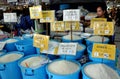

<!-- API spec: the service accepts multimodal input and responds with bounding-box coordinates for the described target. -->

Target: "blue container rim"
[46,59,81,76]
[0,51,24,64]
[15,39,33,46]
[81,62,120,78]
[18,54,49,69]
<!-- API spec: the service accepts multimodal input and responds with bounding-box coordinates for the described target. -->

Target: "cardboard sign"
[92,44,116,60]
[63,9,80,21]
[0,42,6,51]
[90,18,107,28]
[34,34,49,51]
[65,21,80,31]
[51,21,65,31]
[4,13,17,22]
[40,10,55,23]
[58,43,77,55]
[93,22,114,35]
[29,5,42,19]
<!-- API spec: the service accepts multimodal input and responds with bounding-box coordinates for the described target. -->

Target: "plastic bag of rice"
[84,63,120,79]
[63,34,82,40]
[87,36,109,42]
[48,60,80,75]
[5,39,18,43]
[0,53,23,63]
[21,56,48,69]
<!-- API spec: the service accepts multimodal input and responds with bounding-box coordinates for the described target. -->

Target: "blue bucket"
[0,51,24,79]
[81,62,120,79]
[15,39,36,56]
[60,44,86,60]
[2,38,20,52]
[85,36,109,46]
[18,54,49,79]
[46,59,81,79]
[87,45,119,68]
[62,35,83,44]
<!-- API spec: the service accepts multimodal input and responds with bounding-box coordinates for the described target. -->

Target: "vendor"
[96,5,112,21]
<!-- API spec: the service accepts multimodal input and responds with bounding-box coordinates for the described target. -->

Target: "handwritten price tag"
[92,44,116,60]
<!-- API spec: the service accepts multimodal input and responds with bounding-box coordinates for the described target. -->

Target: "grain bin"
[0,51,24,79]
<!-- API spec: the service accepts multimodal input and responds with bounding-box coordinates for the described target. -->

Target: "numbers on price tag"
[94,52,99,57]
[104,53,109,58]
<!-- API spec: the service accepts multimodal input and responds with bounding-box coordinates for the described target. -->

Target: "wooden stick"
[25,62,29,68]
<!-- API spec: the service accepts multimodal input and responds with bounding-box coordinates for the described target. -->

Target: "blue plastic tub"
[81,62,120,79]
[46,59,81,79]
[60,44,86,60]
[85,36,109,46]
[2,38,19,52]
[0,51,24,79]
[18,54,49,79]
[87,45,119,68]
[15,39,36,56]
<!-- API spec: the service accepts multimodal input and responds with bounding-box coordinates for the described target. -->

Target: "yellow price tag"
[40,10,55,23]
[90,18,107,28]
[94,22,114,35]
[65,21,80,31]
[29,5,42,19]
[51,21,65,31]
[92,44,116,60]
[34,34,49,52]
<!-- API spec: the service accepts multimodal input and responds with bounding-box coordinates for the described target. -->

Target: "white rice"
[21,56,48,69]
[63,35,82,40]
[48,60,80,75]
[5,39,18,43]
[87,36,109,42]
[0,53,23,63]
[84,64,120,79]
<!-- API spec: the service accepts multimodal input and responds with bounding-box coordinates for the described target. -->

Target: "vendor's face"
[97,7,105,17]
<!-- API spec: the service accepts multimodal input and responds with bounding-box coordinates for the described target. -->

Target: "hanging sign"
[63,9,80,21]
[34,34,49,52]
[92,44,116,60]
[29,5,42,19]
[90,18,107,28]
[65,21,80,31]
[40,10,55,23]
[93,22,114,35]
[51,21,65,31]
[0,42,6,51]
[4,13,17,22]
[58,43,77,55]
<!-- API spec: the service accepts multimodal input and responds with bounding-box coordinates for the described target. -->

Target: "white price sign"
[4,13,17,22]
[0,42,6,51]
[58,43,77,55]
[63,9,80,21]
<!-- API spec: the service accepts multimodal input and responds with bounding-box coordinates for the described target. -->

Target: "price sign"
[90,18,107,28]
[4,13,17,22]
[58,43,77,55]
[29,5,42,19]
[63,9,80,21]
[93,22,114,35]
[40,10,55,23]
[65,21,80,31]
[92,44,116,60]
[34,34,49,52]
[51,21,65,31]
[7,0,17,3]
[0,42,6,51]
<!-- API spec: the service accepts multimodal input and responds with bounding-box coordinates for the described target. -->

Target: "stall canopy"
[50,0,106,4]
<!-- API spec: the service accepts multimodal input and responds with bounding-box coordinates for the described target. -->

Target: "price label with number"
[65,21,80,31]
[63,9,80,21]
[51,21,65,31]
[58,43,77,55]
[92,44,116,60]
[33,34,49,52]
[93,22,114,35]
[29,5,42,19]
[0,42,6,51]
[40,10,55,23]
[90,18,107,28]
